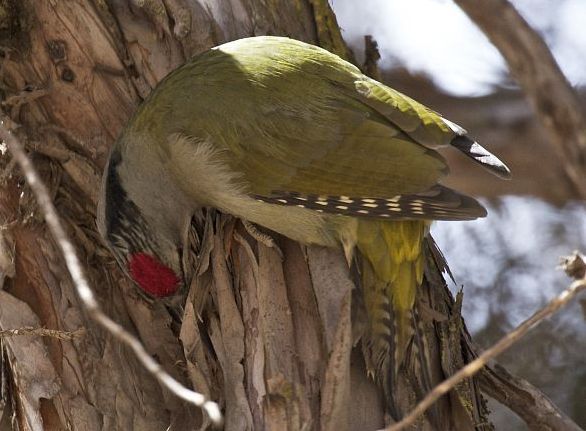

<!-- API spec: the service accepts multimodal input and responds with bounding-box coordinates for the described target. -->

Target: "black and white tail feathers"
[450,135,511,180]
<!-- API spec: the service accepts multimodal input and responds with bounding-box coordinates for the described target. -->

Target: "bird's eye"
[127,252,181,297]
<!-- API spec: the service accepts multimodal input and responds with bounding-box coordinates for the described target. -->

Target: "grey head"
[96,147,187,297]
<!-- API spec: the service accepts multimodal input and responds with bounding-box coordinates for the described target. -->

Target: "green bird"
[97,36,509,416]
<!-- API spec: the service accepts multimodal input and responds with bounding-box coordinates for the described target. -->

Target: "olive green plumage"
[358,219,427,369]
[105,36,510,418]
[133,37,507,200]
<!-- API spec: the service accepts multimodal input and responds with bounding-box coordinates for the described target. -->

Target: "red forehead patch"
[128,253,180,297]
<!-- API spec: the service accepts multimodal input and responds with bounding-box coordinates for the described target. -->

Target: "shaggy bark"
[0,1,568,430]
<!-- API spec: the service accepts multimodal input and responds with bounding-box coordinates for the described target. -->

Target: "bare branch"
[480,365,583,431]
[454,0,586,198]
[0,326,85,340]
[560,251,586,280]
[0,121,223,426]
[385,253,586,431]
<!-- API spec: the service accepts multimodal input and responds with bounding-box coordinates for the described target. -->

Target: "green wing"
[233,101,450,198]
[213,38,453,198]
[230,70,488,220]
[150,37,505,219]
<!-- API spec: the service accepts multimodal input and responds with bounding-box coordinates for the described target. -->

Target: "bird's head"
[97,147,189,298]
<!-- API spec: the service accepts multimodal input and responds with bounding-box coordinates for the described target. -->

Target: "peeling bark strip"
[0,0,575,430]
[1,122,221,426]
[0,291,60,431]
[388,258,586,431]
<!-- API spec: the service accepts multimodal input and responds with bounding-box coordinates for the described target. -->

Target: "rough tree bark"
[0,1,574,431]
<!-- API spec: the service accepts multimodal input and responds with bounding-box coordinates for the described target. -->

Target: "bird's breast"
[166,132,344,247]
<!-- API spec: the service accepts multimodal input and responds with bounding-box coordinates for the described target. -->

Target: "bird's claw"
[242,220,283,259]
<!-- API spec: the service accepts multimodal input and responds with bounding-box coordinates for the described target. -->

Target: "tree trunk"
[0,1,499,430]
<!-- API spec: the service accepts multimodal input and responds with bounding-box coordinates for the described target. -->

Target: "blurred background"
[330,0,586,429]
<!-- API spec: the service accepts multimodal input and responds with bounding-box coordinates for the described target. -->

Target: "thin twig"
[385,266,586,431]
[0,121,222,426]
[0,326,85,340]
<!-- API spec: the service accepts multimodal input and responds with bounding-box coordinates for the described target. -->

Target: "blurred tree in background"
[333,1,586,429]
[0,0,583,430]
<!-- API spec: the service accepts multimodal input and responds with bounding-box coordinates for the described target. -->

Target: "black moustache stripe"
[104,150,159,259]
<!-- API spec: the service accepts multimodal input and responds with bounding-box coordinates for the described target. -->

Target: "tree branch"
[454,0,586,198]
[0,121,222,426]
[480,364,583,431]
[385,252,586,431]
[0,326,85,340]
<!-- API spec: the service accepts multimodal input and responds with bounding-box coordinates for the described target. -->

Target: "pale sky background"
[329,2,586,426]
[433,197,586,332]
[330,0,586,334]
[331,0,586,95]
[432,197,586,429]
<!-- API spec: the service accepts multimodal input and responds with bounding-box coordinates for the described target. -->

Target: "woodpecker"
[97,36,509,415]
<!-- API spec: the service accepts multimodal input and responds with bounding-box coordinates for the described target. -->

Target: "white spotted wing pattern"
[254,185,486,221]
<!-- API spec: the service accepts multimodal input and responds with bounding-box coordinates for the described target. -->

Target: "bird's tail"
[356,219,429,418]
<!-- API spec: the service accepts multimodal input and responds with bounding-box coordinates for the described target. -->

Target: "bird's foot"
[242,220,283,259]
